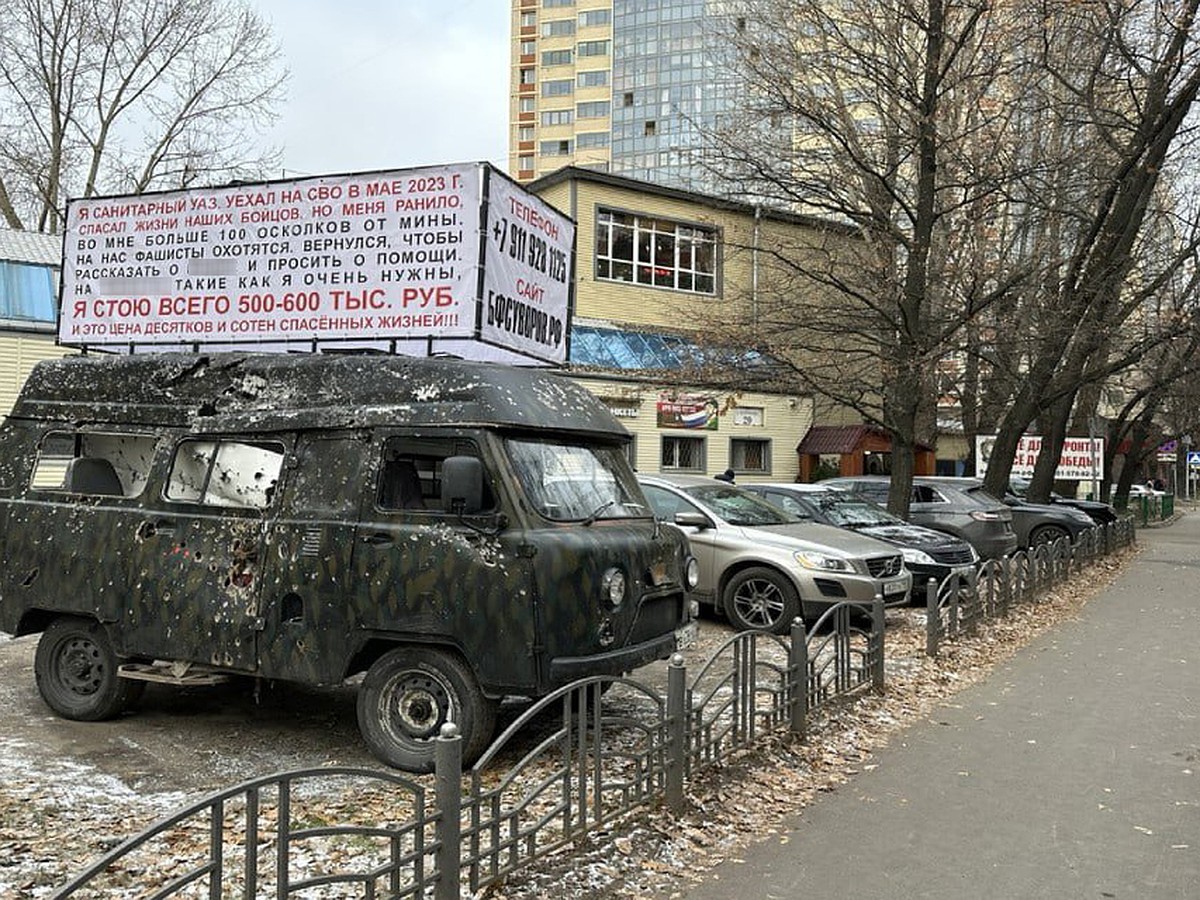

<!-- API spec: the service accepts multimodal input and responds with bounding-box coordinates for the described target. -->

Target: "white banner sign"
[481,172,572,363]
[58,163,576,364]
[976,434,1104,480]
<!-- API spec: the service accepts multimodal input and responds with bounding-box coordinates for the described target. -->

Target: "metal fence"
[55,519,1132,899]
[924,517,1135,656]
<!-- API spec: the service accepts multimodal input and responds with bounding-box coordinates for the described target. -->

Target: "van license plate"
[675,621,699,650]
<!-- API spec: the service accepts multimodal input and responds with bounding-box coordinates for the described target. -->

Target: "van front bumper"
[549,628,680,684]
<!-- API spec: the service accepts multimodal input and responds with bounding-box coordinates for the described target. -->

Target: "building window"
[662,436,705,472]
[577,132,609,148]
[644,120,656,136]
[542,79,573,97]
[730,439,770,474]
[540,139,573,155]
[623,91,634,107]
[543,0,573,6]
[518,155,535,172]
[541,108,574,126]
[577,100,610,118]
[577,70,609,88]
[520,68,536,84]
[595,208,718,294]
[542,48,572,66]
[518,125,535,142]
[577,40,610,56]
[542,19,576,37]
[520,11,537,27]
[579,9,611,26]
[519,97,537,113]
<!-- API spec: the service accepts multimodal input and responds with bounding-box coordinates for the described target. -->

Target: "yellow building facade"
[529,167,841,482]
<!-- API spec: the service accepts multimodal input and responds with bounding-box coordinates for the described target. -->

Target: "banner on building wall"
[657,394,720,430]
[58,163,574,364]
[976,434,1104,480]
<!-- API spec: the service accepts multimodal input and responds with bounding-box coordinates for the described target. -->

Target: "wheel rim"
[732,578,786,629]
[55,636,106,697]
[379,668,456,744]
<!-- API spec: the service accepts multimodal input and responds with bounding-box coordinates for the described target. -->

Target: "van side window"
[30,430,156,498]
[167,439,284,509]
[377,438,495,512]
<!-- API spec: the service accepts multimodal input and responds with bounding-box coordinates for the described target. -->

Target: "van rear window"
[167,439,284,509]
[30,431,157,498]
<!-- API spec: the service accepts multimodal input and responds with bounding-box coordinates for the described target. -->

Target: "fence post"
[666,653,687,815]
[871,594,885,691]
[434,723,463,900]
[789,618,808,737]
[925,577,939,657]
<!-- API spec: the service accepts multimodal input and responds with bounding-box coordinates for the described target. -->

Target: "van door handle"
[361,532,394,546]
[136,519,176,539]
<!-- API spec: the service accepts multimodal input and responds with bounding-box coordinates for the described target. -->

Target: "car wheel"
[1029,525,1069,547]
[357,646,497,773]
[34,616,143,721]
[722,566,801,635]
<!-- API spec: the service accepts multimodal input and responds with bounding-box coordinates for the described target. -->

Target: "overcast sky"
[252,0,510,179]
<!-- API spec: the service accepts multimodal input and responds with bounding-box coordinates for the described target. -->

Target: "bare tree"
[976,0,1200,502]
[689,0,1027,514]
[0,0,286,233]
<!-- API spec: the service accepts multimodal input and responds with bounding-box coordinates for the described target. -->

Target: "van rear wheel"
[357,646,497,773]
[34,616,144,721]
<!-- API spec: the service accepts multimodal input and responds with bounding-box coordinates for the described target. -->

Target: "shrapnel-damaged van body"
[0,352,698,771]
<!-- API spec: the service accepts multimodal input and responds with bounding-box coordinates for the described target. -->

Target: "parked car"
[822,476,1018,560]
[1008,476,1119,525]
[928,477,1096,548]
[638,474,911,634]
[741,483,978,597]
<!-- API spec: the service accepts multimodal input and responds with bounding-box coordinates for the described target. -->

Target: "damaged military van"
[0,352,698,772]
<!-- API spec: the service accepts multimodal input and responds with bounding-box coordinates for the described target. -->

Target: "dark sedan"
[743,483,978,597]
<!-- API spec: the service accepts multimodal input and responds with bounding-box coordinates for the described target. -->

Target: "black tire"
[1029,525,1069,547]
[722,566,801,635]
[357,646,497,773]
[34,617,143,721]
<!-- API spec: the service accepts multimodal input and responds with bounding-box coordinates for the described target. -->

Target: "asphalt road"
[684,514,1200,899]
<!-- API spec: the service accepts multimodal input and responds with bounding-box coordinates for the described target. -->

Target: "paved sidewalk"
[685,515,1200,899]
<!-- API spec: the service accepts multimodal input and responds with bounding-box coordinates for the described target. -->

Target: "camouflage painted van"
[0,352,698,771]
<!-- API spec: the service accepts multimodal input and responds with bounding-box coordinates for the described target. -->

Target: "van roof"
[10,352,629,439]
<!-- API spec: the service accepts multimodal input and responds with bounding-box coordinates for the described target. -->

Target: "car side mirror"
[441,456,483,514]
[674,510,712,530]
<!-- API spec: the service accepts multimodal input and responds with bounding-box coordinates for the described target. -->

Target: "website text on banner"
[58,163,574,364]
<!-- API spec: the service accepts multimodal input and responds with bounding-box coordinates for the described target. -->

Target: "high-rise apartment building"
[509,0,730,191]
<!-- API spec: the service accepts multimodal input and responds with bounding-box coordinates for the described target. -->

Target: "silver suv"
[639,474,911,634]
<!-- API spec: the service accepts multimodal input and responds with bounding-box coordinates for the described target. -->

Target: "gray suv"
[823,476,1018,560]
[639,474,911,634]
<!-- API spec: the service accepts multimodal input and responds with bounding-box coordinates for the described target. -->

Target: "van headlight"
[795,551,851,572]
[601,567,627,608]
[685,556,700,590]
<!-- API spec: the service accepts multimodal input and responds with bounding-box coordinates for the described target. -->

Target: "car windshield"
[506,438,647,522]
[685,485,802,526]
[807,493,901,527]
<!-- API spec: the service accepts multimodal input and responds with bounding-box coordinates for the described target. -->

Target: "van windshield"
[506,438,648,522]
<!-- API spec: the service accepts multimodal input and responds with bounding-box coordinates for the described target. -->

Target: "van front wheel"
[357,647,497,773]
[35,616,143,721]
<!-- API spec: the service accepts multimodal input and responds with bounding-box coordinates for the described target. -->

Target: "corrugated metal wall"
[0,333,74,415]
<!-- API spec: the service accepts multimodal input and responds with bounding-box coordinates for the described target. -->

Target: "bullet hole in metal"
[21,568,38,587]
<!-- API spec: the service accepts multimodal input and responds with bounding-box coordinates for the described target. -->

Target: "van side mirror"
[442,456,483,514]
